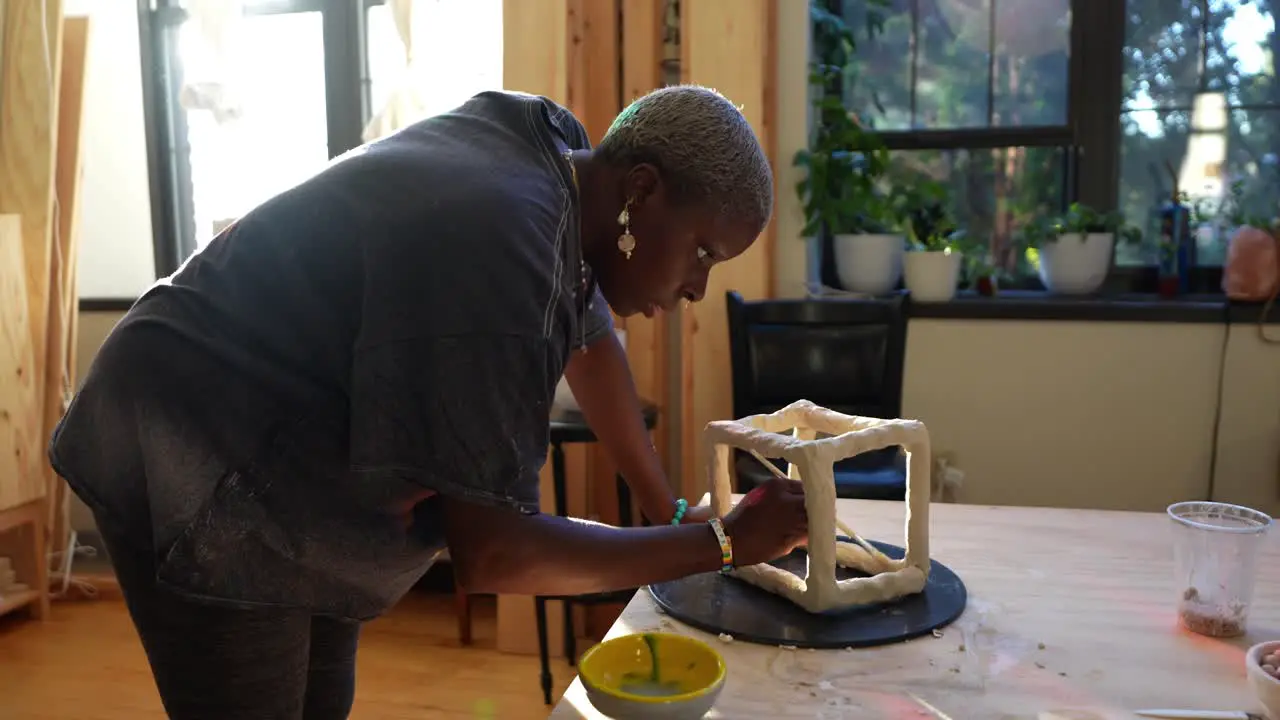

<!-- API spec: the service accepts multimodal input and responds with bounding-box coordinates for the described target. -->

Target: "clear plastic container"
[1168,501,1273,637]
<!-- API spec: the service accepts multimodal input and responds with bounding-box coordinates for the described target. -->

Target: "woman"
[49,85,807,718]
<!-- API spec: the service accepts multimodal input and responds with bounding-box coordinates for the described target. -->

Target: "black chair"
[725,290,909,500]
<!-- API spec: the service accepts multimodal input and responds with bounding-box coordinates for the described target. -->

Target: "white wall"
[67,0,156,299]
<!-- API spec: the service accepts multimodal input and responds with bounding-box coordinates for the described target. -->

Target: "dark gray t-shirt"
[49,91,613,619]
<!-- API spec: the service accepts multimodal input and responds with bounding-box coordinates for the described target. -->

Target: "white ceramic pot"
[1037,232,1114,294]
[833,233,905,295]
[903,250,962,302]
[554,328,627,411]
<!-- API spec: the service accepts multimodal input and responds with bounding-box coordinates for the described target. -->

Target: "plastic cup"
[1168,501,1273,637]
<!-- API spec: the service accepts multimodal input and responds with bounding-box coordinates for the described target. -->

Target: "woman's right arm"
[443,476,808,596]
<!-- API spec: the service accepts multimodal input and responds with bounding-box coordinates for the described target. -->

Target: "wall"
[68,1,1280,539]
[905,320,1279,517]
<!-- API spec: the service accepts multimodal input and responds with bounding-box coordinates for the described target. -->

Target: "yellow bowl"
[579,632,726,719]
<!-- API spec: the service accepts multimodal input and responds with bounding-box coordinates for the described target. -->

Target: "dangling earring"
[617,199,637,260]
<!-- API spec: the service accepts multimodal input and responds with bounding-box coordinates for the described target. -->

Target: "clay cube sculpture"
[706,399,931,614]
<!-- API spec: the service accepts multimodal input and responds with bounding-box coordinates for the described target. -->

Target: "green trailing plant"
[897,181,968,252]
[1016,203,1142,250]
[793,1,892,237]
[911,226,968,253]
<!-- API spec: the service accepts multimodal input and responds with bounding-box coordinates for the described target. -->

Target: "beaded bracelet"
[707,517,734,574]
[670,498,689,525]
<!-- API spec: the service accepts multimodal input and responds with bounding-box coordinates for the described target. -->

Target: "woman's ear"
[625,163,663,209]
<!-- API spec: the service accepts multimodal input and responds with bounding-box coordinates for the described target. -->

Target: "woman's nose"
[682,272,709,303]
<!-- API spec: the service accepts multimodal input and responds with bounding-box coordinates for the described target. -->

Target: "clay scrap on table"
[707,399,931,614]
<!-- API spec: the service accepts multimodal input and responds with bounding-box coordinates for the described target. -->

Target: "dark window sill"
[80,298,137,312]
[81,294,1278,325]
[907,290,1276,325]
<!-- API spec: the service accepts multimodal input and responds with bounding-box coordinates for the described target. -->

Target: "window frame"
[137,0,385,277]
[824,0,1241,296]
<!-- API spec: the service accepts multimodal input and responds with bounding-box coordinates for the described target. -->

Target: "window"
[364,1,503,128]
[181,9,332,251]
[844,0,1072,131]
[140,0,502,276]
[140,0,374,274]
[886,145,1069,277]
[1117,0,1280,267]
[820,0,1276,293]
[834,0,1077,285]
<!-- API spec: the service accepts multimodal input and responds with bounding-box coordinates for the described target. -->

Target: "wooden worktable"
[551,498,1280,718]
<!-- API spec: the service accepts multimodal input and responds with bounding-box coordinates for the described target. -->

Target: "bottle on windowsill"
[1155,163,1195,298]
[1156,199,1193,298]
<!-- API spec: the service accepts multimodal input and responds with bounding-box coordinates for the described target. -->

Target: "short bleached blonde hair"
[597,85,773,235]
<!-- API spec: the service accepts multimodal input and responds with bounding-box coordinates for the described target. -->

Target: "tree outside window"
[838,0,1073,283]
[1118,0,1279,267]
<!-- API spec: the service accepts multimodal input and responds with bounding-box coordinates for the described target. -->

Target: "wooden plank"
[618,0,671,486]
[502,0,569,103]
[566,0,623,534]
[566,0,620,144]
[620,0,663,104]
[678,0,774,502]
[0,214,42,514]
[44,14,89,551]
[497,1,583,656]
[0,0,65,428]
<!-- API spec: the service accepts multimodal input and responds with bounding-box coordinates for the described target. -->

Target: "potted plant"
[900,184,966,302]
[794,2,900,295]
[829,186,910,296]
[1020,204,1140,295]
[965,254,1004,296]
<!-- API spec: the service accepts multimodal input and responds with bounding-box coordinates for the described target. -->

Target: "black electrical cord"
[1205,308,1232,502]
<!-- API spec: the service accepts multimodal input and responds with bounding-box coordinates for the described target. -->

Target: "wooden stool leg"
[32,508,48,619]
[454,584,472,645]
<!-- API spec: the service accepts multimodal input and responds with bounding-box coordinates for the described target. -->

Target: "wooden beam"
[498,0,602,656]
[502,0,569,103]
[677,0,775,502]
[567,0,620,144]
[620,0,664,104]
[618,0,672,490]
[45,14,90,552]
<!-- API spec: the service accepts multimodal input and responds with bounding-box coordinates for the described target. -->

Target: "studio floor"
[0,590,572,719]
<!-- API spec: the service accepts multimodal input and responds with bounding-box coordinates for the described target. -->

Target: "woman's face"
[593,168,760,318]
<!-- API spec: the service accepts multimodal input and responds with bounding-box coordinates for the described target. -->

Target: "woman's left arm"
[564,331,690,525]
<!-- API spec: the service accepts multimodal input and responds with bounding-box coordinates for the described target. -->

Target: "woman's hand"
[721,477,809,567]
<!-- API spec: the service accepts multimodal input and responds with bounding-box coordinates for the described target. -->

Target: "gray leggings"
[96,512,360,720]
